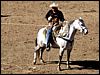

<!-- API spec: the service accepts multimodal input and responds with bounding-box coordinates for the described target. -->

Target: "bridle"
[78,19,88,33]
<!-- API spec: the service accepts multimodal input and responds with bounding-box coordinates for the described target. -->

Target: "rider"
[45,3,65,51]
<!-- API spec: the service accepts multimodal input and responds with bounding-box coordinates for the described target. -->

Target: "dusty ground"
[1,1,99,74]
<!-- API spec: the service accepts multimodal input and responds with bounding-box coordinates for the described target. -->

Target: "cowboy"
[45,3,65,51]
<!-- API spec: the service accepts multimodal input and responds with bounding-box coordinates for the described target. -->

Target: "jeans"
[46,28,53,48]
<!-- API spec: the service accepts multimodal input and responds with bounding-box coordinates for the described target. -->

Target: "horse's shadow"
[46,60,99,70]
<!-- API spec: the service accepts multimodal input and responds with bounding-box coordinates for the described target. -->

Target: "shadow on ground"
[46,60,99,70]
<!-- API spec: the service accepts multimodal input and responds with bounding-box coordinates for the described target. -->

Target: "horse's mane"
[68,20,75,26]
[67,20,75,33]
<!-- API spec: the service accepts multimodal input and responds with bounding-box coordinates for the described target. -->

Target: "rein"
[58,36,74,43]
[57,20,75,43]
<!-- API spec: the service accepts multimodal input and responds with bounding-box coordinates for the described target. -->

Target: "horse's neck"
[65,24,77,41]
[63,25,69,32]
[59,24,69,35]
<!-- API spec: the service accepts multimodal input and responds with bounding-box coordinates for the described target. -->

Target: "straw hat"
[49,3,58,7]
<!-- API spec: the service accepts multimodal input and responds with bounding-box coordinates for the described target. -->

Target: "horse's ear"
[79,17,82,19]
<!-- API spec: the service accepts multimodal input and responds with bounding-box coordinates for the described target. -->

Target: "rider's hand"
[59,21,63,25]
[48,16,52,21]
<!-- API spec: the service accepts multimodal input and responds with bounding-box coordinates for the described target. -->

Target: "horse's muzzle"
[84,29,88,35]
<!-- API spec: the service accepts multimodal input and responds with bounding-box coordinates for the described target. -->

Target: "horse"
[33,17,88,71]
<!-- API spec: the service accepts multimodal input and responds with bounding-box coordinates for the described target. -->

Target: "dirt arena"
[1,1,99,74]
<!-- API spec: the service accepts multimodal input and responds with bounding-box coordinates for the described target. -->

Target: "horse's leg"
[33,45,40,65]
[40,47,45,64]
[33,50,37,64]
[57,48,64,71]
[66,41,74,69]
[66,49,71,69]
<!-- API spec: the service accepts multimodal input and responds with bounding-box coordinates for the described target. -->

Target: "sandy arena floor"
[1,1,99,74]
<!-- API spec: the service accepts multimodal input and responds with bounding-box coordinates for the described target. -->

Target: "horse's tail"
[35,38,37,46]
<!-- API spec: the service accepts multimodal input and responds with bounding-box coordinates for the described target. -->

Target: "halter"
[78,19,88,33]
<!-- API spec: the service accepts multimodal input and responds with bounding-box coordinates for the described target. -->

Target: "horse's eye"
[78,22,82,25]
[81,22,85,26]
[81,24,84,26]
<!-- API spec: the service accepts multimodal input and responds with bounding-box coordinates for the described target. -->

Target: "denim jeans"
[46,28,53,48]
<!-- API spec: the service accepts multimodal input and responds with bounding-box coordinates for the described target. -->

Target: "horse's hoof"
[57,66,61,71]
[66,65,71,70]
[40,60,45,64]
[33,60,36,65]
[33,62,36,65]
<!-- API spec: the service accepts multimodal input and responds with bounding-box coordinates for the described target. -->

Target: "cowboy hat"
[49,3,58,7]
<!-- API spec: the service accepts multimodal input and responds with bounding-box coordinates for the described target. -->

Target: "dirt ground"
[1,1,99,74]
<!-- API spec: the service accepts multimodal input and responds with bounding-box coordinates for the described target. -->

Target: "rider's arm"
[45,10,53,22]
[59,11,65,22]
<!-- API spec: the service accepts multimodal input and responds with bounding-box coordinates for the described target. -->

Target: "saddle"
[44,23,63,48]
[43,21,68,48]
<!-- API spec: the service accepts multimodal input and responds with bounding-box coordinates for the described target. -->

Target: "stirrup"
[46,46,50,51]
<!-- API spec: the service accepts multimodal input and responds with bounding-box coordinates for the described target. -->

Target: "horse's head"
[73,17,88,35]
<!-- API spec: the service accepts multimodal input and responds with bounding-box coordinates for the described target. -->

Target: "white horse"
[33,17,88,71]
